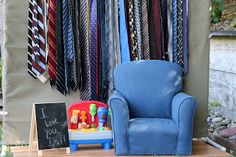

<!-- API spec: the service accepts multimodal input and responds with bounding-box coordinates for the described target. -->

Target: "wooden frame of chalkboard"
[29,102,70,156]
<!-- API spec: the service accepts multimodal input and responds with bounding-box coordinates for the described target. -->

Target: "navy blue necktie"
[55,0,66,94]
[90,0,98,100]
[62,0,77,92]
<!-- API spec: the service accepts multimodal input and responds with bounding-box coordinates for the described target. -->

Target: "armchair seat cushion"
[128,118,178,155]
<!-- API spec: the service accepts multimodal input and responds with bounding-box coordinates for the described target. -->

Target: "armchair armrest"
[172,92,197,155]
[108,91,129,155]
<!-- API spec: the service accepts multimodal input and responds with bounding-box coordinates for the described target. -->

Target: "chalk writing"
[35,103,69,150]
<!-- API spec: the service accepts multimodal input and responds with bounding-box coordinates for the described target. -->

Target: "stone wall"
[209,35,236,121]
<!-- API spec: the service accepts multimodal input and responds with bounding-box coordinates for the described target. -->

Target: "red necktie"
[150,0,162,60]
[48,0,57,85]
[31,0,48,83]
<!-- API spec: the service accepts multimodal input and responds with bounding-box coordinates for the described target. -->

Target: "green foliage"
[210,0,225,23]
[208,100,221,114]
[0,60,2,90]
[230,18,236,28]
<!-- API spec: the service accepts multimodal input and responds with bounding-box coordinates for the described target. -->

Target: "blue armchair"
[108,60,197,156]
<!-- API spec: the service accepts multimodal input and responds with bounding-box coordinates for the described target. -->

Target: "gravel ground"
[211,19,236,31]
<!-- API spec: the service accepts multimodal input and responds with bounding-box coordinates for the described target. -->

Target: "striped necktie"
[141,0,150,60]
[31,0,48,83]
[133,0,143,60]
[90,0,98,100]
[62,0,77,92]
[28,0,37,78]
[80,0,92,100]
[48,0,57,86]
[55,0,66,94]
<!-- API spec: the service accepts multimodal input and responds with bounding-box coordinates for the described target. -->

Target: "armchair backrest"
[114,60,183,118]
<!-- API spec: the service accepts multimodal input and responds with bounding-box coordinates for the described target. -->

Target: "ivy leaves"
[210,0,225,24]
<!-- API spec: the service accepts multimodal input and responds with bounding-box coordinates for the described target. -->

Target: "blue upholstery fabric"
[114,60,183,118]
[128,118,178,155]
[109,60,197,155]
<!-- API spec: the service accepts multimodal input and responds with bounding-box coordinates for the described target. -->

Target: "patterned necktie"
[177,0,184,71]
[90,0,98,100]
[172,0,178,63]
[28,0,37,78]
[80,0,92,100]
[128,0,138,60]
[119,0,131,63]
[167,0,173,62]
[31,0,48,82]
[133,0,143,60]
[183,0,188,75]
[62,0,77,92]
[48,0,57,86]
[141,0,150,60]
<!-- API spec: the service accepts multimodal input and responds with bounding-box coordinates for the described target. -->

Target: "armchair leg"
[70,143,78,151]
[102,142,111,150]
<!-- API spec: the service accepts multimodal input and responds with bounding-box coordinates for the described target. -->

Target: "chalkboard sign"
[32,102,69,150]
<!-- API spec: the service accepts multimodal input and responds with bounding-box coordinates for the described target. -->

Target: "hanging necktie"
[113,0,122,65]
[141,0,150,60]
[90,0,98,100]
[128,0,138,61]
[167,0,173,62]
[150,0,162,60]
[80,0,92,100]
[119,0,131,63]
[160,0,168,60]
[55,0,66,94]
[72,0,82,88]
[106,0,117,97]
[177,0,184,72]
[183,0,188,75]
[133,0,143,60]
[48,0,57,86]
[28,0,37,78]
[31,0,48,83]
[62,0,78,92]
[172,0,178,63]
[99,0,108,101]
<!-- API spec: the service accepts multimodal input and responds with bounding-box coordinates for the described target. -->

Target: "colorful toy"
[89,104,97,122]
[80,111,87,129]
[71,110,80,124]
[97,107,108,131]
[68,101,112,151]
